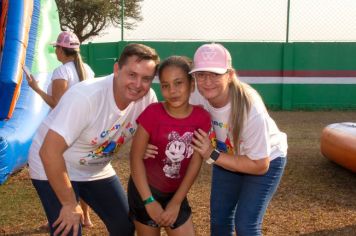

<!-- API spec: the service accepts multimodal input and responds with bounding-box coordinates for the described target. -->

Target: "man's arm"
[39,129,83,236]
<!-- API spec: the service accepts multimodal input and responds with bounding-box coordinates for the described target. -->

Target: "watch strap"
[206,149,220,164]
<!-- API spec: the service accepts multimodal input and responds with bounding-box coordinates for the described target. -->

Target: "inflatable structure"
[0,0,61,184]
[320,122,356,173]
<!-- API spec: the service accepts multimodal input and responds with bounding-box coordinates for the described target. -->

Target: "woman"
[25,31,94,108]
[26,31,95,229]
[190,43,287,236]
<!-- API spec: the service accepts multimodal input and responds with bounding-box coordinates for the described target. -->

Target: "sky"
[92,0,356,43]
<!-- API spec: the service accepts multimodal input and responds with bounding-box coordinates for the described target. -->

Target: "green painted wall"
[81,42,356,110]
[289,43,356,70]
[81,42,286,75]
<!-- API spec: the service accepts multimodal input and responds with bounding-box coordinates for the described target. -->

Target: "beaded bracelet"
[143,195,155,206]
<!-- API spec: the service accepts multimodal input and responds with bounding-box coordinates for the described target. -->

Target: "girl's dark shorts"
[127,177,192,229]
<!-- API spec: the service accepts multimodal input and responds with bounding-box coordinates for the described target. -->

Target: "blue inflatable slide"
[0,0,61,184]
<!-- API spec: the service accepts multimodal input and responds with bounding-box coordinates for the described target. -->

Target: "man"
[29,43,160,236]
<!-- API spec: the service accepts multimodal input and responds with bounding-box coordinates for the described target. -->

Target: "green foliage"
[55,0,143,42]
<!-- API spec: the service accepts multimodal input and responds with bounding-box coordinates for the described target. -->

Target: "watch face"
[210,149,220,161]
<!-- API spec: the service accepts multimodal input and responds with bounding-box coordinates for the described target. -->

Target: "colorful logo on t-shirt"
[209,130,234,155]
[163,131,194,179]
[211,120,229,129]
[80,121,136,166]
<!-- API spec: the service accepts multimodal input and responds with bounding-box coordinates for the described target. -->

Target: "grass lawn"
[1,111,356,235]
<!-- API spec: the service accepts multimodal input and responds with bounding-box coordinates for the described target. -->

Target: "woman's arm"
[26,74,68,108]
[192,129,270,175]
[209,151,269,175]
[130,125,165,224]
[51,79,68,107]
[160,152,203,226]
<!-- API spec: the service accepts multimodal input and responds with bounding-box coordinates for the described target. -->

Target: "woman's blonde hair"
[228,71,253,154]
[61,47,86,82]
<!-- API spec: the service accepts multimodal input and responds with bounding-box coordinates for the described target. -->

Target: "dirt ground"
[1,111,356,236]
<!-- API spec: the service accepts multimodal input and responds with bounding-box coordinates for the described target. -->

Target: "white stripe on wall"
[153,76,356,84]
[239,76,356,84]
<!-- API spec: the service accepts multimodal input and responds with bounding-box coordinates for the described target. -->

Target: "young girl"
[129,56,211,236]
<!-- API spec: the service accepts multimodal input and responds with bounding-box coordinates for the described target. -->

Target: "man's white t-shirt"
[47,61,95,95]
[29,74,157,181]
[190,87,287,161]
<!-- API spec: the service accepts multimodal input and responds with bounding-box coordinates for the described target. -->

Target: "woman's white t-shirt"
[190,87,287,161]
[47,61,94,95]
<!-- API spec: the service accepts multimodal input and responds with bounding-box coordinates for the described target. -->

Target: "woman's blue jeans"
[210,156,286,236]
[32,175,134,236]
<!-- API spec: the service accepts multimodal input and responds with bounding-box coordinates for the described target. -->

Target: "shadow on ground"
[301,225,356,236]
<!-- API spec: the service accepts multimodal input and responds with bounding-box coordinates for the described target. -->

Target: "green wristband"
[143,195,155,206]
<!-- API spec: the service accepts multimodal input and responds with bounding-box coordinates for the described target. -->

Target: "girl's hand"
[192,129,214,161]
[145,201,164,225]
[160,201,180,227]
[144,144,158,159]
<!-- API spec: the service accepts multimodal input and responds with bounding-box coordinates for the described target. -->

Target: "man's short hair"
[117,43,160,70]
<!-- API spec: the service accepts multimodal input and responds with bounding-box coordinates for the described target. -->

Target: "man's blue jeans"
[210,156,286,236]
[32,175,134,236]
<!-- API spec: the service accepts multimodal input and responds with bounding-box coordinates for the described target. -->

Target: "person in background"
[129,56,211,236]
[28,43,160,236]
[190,43,288,236]
[25,31,95,229]
[25,31,94,109]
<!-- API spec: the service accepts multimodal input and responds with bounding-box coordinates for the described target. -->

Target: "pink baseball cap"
[190,43,232,74]
[51,31,80,50]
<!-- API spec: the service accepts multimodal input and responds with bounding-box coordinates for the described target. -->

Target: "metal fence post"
[286,0,290,43]
[121,0,124,41]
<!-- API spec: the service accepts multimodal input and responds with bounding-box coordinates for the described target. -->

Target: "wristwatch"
[206,149,220,164]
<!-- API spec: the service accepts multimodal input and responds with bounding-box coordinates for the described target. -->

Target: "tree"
[55,0,143,42]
